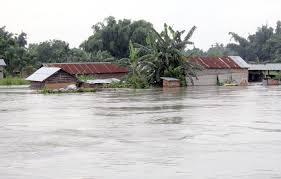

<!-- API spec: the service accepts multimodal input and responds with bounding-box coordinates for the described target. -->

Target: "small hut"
[26,67,77,89]
[0,59,6,79]
[161,77,180,88]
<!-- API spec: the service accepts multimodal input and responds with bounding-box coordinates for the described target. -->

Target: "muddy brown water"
[0,85,281,179]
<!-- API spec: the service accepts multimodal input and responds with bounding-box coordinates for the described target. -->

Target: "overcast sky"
[1,0,280,50]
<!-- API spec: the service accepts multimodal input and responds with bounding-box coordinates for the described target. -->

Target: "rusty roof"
[189,56,241,69]
[43,63,128,75]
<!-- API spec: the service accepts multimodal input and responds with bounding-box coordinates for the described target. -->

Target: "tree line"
[1,16,281,77]
[187,21,281,63]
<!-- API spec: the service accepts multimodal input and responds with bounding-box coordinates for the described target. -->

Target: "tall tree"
[80,16,153,59]
[0,26,29,74]
[227,21,281,62]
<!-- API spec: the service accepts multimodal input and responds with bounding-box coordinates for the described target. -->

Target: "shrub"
[126,75,150,89]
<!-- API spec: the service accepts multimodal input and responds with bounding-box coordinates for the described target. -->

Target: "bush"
[103,81,131,88]
[0,76,29,85]
[126,75,150,88]
[104,75,150,89]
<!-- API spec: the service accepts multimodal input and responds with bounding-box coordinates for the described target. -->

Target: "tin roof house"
[248,63,281,82]
[26,67,78,89]
[188,56,249,86]
[43,62,128,79]
[0,59,6,79]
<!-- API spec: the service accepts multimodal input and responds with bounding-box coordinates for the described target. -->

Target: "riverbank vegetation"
[1,16,281,86]
[0,76,29,85]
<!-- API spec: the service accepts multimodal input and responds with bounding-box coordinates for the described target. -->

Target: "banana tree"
[136,24,200,85]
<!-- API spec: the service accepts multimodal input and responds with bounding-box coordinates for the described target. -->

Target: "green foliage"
[206,43,236,56]
[0,76,29,85]
[0,26,30,75]
[28,40,94,69]
[163,66,187,86]
[80,16,153,59]
[227,21,281,62]
[104,76,149,89]
[126,75,149,89]
[103,81,131,88]
[130,24,199,86]
[185,47,205,56]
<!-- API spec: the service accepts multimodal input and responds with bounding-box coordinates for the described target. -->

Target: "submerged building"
[248,63,281,81]
[188,56,249,86]
[43,62,128,79]
[0,59,6,79]
[26,67,77,89]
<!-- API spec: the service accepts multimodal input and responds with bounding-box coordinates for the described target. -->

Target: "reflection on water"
[0,86,281,179]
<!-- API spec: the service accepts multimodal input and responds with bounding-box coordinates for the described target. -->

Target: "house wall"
[45,82,76,89]
[163,80,180,88]
[30,82,44,89]
[44,70,77,89]
[263,79,280,85]
[187,69,248,86]
[0,66,4,79]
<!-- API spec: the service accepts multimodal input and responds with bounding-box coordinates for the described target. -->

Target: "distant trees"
[207,43,236,57]
[28,40,92,65]
[28,40,70,65]
[80,16,153,59]
[184,47,205,56]
[1,17,281,77]
[0,26,29,74]
[227,21,281,62]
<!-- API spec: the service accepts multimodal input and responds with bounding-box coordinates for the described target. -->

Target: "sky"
[0,0,281,50]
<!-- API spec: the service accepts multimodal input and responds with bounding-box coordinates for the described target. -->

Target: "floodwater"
[0,85,281,179]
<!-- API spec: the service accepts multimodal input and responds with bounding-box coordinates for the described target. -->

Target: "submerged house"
[188,56,249,86]
[160,77,180,88]
[26,67,77,89]
[0,59,6,79]
[43,62,128,79]
[248,63,281,82]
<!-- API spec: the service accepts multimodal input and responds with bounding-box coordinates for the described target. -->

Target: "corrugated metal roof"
[26,67,61,82]
[43,63,128,75]
[229,56,249,68]
[249,64,281,71]
[160,77,179,81]
[190,56,241,69]
[0,59,6,66]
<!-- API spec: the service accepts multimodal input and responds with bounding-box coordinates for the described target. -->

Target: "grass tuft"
[0,77,29,85]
